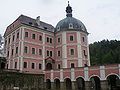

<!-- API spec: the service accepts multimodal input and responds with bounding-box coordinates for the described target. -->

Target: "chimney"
[36,16,40,26]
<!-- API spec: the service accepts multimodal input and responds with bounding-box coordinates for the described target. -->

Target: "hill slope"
[89,40,120,65]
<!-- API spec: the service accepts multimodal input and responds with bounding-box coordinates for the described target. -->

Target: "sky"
[0,0,120,43]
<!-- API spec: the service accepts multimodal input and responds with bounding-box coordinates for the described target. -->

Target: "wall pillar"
[100,80,109,90]
[60,82,65,90]
[85,81,91,90]
[72,81,76,90]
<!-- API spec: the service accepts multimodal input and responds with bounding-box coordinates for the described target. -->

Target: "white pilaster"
[42,33,45,70]
[71,68,75,81]
[84,67,89,81]
[20,27,24,71]
[62,32,67,68]
[100,66,105,80]
[60,69,64,82]
[51,70,54,82]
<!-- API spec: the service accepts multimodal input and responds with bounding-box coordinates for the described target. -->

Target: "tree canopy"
[89,40,120,65]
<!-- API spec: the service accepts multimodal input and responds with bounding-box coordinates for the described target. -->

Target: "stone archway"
[107,74,120,90]
[76,77,85,90]
[90,76,101,90]
[54,78,60,89]
[64,78,72,90]
[46,63,52,70]
[46,79,51,89]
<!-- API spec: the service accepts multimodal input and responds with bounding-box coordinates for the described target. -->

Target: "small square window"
[70,49,74,55]
[23,62,27,68]
[82,37,85,42]
[50,38,52,43]
[31,63,35,69]
[39,35,42,41]
[47,50,49,56]
[47,37,49,42]
[32,48,35,54]
[14,62,17,68]
[17,32,19,38]
[70,35,74,41]
[25,32,28,37]
[24,46,28,53]
[58,64,60,69]
[39,49,42,55]
[39,64,42,69]
[58,38,60,43]
[7,51,9,57]
[32,34,36,39]
[58,51,60,56]
[50,51,52,57]
[16,47,18,54]
[8,38,10,43]
[71,63,74,68]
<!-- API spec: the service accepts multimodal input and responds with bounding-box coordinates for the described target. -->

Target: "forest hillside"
[89,40,120,65]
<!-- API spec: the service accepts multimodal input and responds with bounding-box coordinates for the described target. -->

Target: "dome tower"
[55,2,90,69]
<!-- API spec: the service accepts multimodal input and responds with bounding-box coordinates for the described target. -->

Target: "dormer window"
[29,22,32,25]
[69,23,73,29]
[57,26,60,31]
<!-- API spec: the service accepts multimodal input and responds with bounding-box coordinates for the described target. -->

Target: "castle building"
[4,2,120,90]
[4,3,90,72]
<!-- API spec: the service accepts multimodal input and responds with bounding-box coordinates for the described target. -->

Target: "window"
[50,51,52,57]
[58,51,60,56]
[82,37,85,42]
[24,46,28,53]
[11,49,14,56]
[39,64,42,69]
[14,62,17,68]
[32,34,35,39]
[47,37,49,42]
[25,32,28,37]
[17,32,19,38]
[39,35,42,41]
[58,64,60,69]
[7,51,9,57]
[69,23,73,29]
[70,49,74,55]
[83,50,86,56]
[32,48,35,54]
[16,47,18,54]
[23,62,27,68]
[8,38,10,44]
[12,35,15,41]
[70,35,74,41]
[31,63,35,69]
[50,38,52,43]
[39,49,42,55]
[71,63,74,68]
[47,50,49,56]
[58,38,60,43]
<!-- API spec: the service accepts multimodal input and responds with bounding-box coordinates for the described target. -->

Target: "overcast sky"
[0,0,120,43]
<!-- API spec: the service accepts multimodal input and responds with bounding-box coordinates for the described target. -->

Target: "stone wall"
[0,69,44,90]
